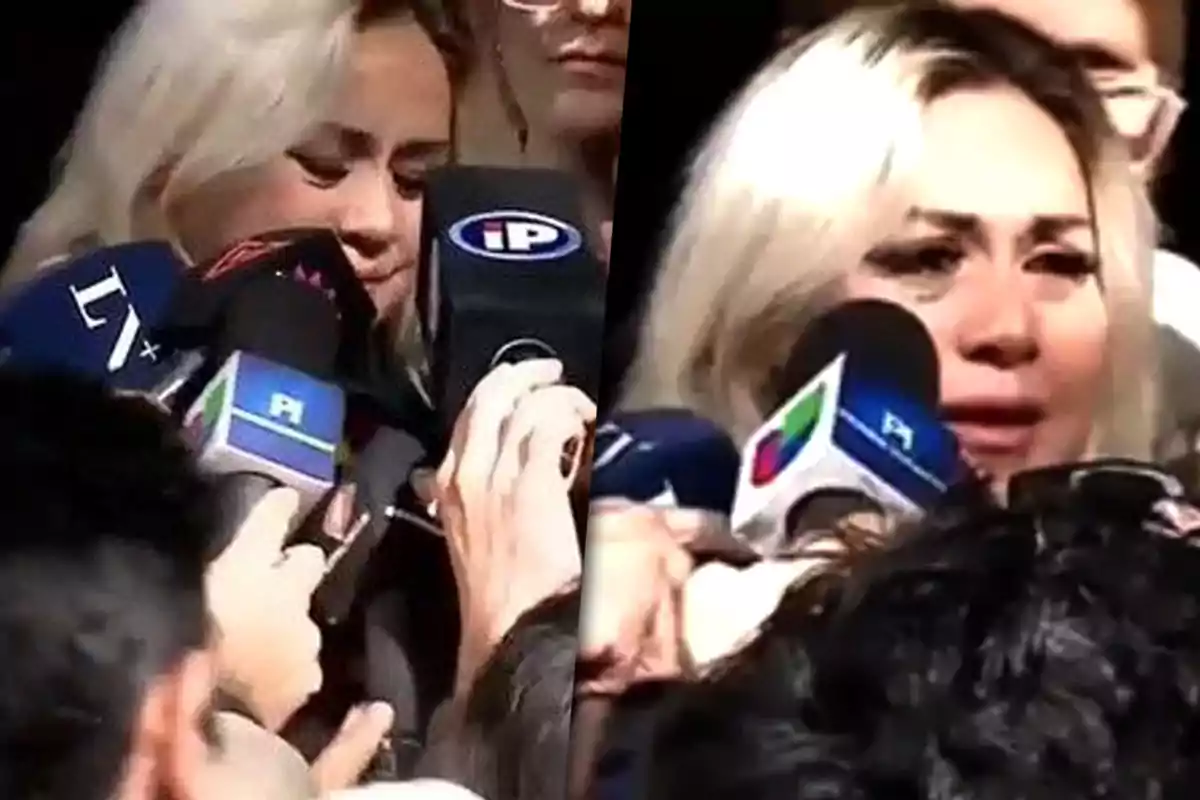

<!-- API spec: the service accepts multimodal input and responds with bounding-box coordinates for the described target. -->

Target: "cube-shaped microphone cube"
[183,351,345,513]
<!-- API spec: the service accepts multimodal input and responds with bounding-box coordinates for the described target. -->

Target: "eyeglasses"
[1089,65,1187,171]
[502,0,559,10]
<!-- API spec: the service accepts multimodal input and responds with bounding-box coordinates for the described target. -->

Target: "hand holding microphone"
[577,503,852,696]
[205,488,326,731]
[577,504,701,696]
[416,358,594,693]
[205,484,391,791]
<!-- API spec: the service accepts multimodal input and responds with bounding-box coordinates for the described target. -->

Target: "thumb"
[411,467,439,513]
[309,701,395,792]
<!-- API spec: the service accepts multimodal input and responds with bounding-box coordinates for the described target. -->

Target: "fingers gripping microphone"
[416,166,607,434]
[730,300,967,556]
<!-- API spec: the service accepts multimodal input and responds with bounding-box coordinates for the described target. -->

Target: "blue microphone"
[590,409,741,516]
[0,241,187,392]
[730,300,967,555]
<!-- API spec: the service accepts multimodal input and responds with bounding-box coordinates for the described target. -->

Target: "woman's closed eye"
[287,149,349,186]
[392,169,428,200]
[865,240,965,276]
[1026,249,1098,280]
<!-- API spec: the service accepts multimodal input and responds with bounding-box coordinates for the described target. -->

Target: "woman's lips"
[941,402,1046,456]
[554,52,627,85]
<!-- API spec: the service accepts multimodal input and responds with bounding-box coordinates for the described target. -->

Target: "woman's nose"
[955,273,1039,369]
[339,174,401,258]
[562,0,626,20]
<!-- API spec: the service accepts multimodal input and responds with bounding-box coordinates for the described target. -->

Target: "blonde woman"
[576,6,1162,750]
[4,0,594,780]
[793,0,1195,454]
[943,0,1197,455]
[621,4,1157,487]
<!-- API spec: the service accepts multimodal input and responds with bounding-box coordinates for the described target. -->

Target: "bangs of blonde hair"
[3,0,472,287]
[5,0,358,282]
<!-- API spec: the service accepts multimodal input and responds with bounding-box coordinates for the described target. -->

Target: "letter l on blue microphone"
[0,241,186,391]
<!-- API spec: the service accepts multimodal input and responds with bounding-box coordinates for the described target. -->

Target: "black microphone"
[416,166,607,434]
[163,228,376,390]
[312,426,427,625]
[162,230,435,619]
[178,273,346,556]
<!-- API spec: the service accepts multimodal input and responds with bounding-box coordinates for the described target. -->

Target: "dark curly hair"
[420,591,579,800]
[647,465,1200,800]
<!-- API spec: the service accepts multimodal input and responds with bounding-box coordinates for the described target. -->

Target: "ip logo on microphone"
[449,210,583,262]
[489,337,559,368]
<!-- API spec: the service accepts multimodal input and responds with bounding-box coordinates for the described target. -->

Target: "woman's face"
[169,18,453,322]
[532,0,630,141]
[843,85,1109,483]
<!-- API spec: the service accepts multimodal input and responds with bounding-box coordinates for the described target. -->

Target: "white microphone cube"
[731,355,960,555]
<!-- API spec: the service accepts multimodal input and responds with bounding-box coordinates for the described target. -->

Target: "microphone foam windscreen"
[776,299,940,408]
[216,276,340,378]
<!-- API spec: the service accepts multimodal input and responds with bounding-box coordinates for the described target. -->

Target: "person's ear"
[120,647,217,800]
[160,648,220,800]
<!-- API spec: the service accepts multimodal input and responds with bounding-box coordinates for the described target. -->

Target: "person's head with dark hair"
[421,590,579,800]
[647,470,1200,800]
[0,372,221,800]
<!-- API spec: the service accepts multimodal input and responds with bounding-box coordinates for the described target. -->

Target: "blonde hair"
[621,4,1159,460]
[3,0,471,286]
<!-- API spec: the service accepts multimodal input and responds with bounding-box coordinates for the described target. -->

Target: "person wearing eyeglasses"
[495,0,628,250]
[790,0,1187,181]
[944,0,1186,181]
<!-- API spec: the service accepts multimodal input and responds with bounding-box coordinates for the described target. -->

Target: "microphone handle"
[210,473,280,557]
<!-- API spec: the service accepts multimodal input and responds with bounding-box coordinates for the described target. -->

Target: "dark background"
[2,5,1196,314]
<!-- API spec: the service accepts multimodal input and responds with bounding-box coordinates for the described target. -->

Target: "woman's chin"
[551,90,623,142]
